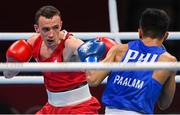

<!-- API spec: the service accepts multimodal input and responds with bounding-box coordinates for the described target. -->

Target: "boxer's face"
[34,15,62,48]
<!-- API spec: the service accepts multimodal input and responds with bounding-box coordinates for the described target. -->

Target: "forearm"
[86,70,109,86]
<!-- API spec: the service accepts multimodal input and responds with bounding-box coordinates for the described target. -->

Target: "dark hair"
[139,8,170,38]
[35,5,61,24]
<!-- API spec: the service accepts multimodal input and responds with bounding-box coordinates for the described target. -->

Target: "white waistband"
[105,107,143,115]
[47,84,92,107]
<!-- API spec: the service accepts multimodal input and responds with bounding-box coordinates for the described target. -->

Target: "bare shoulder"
[65,36,84,49]
[27,33,40,46]
[159,52,177,62]
[110,43,128,53]
[65,36,84,44]
[105,43,128,62]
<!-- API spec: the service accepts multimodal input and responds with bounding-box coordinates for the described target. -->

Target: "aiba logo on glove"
[78,41,93,53]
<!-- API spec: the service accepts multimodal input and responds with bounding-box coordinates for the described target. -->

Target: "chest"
[40,46,53,59]
[39,44,73,62]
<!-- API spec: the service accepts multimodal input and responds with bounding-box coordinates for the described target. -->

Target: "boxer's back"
[102,40,166,113]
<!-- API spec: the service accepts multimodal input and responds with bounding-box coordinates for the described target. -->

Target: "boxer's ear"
[163,32,169,41]
[34,24,40,33]
[138,28,143,39]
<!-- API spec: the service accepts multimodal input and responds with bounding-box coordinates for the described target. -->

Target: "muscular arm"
[86,44,122,86]
[158,71,176,110]
[155,53,177,110]
[63,36,84,62]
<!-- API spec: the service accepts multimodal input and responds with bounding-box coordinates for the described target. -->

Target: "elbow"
[86,76,100,87]
[158,103,170,111]
[158,98,172,110]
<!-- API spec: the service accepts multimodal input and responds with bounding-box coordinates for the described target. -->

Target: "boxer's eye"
[42,27,50,32]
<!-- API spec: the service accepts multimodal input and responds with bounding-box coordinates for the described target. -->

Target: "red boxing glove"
[6,40,32,62]
[97,37,117,55]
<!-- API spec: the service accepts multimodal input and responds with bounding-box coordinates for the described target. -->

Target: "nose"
[48,29,54,38]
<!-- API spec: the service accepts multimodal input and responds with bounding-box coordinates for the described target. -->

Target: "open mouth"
[47,39,54,43]
[46,39,55,46]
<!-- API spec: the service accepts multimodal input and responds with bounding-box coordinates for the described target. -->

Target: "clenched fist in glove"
[4,40,32,78]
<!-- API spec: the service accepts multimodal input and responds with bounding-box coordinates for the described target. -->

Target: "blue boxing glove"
[78,39,106,62]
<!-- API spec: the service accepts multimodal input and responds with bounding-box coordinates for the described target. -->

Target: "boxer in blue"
[79,8,177,114]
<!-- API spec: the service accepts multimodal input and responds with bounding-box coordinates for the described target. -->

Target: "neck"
[42,42,57,53]
[141,37,163,46]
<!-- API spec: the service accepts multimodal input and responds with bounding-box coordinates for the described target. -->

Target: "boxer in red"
[3,5,116,114]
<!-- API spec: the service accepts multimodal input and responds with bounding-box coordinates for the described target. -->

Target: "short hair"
[35,5,61,25]
[139,8,170,38]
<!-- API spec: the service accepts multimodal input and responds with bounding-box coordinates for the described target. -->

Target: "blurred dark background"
[0,0,180,114]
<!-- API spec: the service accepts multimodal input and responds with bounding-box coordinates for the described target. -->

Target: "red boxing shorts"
[36,97,100,114]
